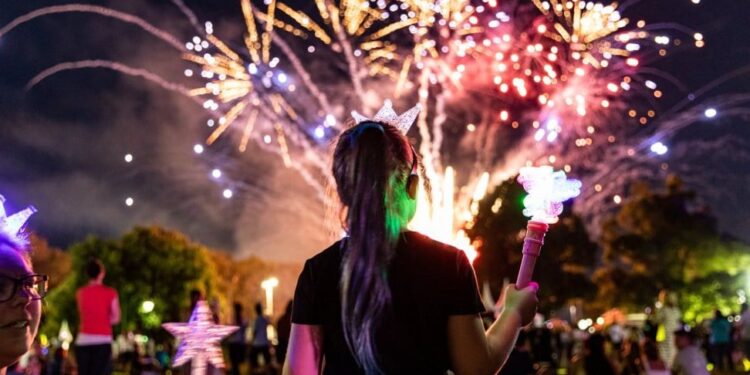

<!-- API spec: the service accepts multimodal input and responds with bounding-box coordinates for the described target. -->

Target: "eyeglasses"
[0,274,49,303]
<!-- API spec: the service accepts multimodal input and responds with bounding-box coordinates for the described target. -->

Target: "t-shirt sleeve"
[447,250,486,315]
[292,260,321,324]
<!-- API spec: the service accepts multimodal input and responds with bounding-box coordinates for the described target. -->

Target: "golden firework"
[533,0,633,68]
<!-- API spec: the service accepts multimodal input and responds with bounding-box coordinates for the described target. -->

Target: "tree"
[41,226,306,340]
[467,176,598,313]
[29,234,72,290]
[42,226,223,340]
[596,176,750,322]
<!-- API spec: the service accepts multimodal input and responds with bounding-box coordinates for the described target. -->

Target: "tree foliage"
[42,226,222,340]
[596,176,750,322]
[29,234,72,290]
[39,226,304,341]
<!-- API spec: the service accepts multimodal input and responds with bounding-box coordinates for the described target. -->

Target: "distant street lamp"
[261,277,279,316]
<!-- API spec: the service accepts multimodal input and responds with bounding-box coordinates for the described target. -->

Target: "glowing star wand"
[515,166,581,288]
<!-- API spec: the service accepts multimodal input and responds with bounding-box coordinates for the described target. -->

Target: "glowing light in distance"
[325,114,336,127]
[650,142,668,155]
[141,300,155,313]
[193,144,204,154]
[125,197,134,207]
[211,169,222,179]
[222,189,233,199]
[124,154,133,163]
[578,319,593,330]
[654,36,670,45]
[704,108,717,118]
[314,126,325,139]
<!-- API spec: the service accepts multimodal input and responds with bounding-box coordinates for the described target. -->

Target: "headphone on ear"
[406,145,419,199]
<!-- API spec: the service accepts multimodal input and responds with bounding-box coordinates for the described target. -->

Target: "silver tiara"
[0,195,36,243]
[351,100,421,134]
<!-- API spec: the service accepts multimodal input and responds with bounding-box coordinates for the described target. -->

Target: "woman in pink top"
[75,258,120,375]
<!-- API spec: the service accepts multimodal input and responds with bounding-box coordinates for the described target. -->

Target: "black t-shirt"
[292,231,486,374]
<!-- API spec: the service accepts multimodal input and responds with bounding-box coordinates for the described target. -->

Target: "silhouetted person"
[672,328,709,375]
[584,333,616,375]
[228,303,248,375]
[740,303,750,360]
[642,340,669,375]
[498,330,534,375]
[250,302,271,372]
[275,301,293,365]
[709,309,732,371]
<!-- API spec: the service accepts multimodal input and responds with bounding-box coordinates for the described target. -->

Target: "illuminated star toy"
[0,195,36,245]
[162,300,238,375]
[517,166,582,224]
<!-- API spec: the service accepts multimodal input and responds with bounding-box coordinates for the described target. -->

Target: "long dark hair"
[332,121,416,373]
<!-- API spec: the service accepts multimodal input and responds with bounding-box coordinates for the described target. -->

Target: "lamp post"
[261,277,279,316]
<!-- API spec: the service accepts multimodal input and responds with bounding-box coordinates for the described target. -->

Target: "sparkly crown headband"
[351,100,421,134]
[0,195,37,246]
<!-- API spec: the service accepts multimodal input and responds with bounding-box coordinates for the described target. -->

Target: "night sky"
[1,0,748,261]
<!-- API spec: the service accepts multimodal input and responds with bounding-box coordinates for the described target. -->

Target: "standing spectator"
[738,303,750,361]
[583,333,616,375]
[209,298,221,324]
[115,330,136,373]
[498,330,534,375]
[228,303,248,375]
[642,309,659,343]
[655,291,681,366]
[642,340,669,375]
[250,302,272,372]
[75,258,120,375]
[185,289,203,321]
[275,301,293,366]
[672,328,709,375]
[709,310,732,371]
[618,332,643,375]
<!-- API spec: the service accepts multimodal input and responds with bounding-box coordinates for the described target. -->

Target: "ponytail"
[332,122,412,374]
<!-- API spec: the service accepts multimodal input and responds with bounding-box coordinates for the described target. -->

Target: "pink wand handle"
[516,221,549,288]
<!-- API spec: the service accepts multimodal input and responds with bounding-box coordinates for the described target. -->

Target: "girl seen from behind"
[284,106,538,375]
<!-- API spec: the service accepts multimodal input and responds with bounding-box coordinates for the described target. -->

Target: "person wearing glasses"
[0,232,48,375]
[74,258,120,375]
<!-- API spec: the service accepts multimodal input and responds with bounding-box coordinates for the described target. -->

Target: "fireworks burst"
[3,0,746,261]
